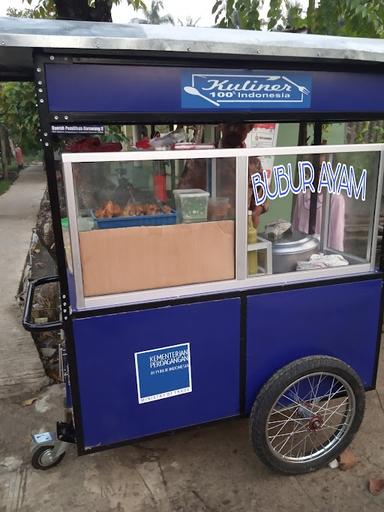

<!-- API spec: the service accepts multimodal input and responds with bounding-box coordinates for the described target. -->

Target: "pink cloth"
[292,192,345,252]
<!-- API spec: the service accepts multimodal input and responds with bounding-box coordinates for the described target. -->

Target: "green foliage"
[212,0,384,37]
[213,0,262,30]
[0,179,12,196]
[177,16,202,27]
[102,125,131,144]
[267,0,282,30]
[131,0,174,25]
[22,0,57,18]
[0,83,40,153]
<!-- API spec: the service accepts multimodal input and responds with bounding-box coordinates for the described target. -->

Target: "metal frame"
[33,51,86,455]
[23,42,384,456]
[3,17,384,83]
[61,143,383,311]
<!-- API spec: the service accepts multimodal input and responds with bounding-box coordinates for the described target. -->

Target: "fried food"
[95,200,122,218]
[161,205,172,214]
[96,200,173,218]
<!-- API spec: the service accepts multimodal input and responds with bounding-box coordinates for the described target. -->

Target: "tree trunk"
[55,0,113,22]
[0,125,9,179]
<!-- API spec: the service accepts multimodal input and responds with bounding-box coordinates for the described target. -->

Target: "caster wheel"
[31,445,66,470]
[250,356,365,475]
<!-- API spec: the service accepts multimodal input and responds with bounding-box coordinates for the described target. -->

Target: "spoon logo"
[182,71,311,110]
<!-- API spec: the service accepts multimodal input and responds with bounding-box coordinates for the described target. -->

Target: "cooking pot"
[266,230,320,274]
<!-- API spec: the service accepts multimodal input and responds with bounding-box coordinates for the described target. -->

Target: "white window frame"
[62,143,384,310]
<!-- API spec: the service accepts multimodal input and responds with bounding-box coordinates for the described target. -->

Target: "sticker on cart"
[181,71,311,110]
[33,432,53,444]
[134,343,192,404]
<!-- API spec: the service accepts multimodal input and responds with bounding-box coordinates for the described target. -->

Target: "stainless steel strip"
[370,150,384,270]
[61,143,384,164]
[62,161,86,309]
[83,264,372,310]
[2,17,384,64]
[236,156,248,281]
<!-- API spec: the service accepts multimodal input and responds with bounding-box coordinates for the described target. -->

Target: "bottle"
[247,210,258,275]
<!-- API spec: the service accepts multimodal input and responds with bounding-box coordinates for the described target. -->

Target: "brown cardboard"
[79,220,235,297]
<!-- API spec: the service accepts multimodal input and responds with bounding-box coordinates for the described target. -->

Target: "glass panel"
[249,150,380,276]
[71,157,236,297]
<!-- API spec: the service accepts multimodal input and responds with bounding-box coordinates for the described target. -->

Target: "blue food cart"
[1,17,383,474]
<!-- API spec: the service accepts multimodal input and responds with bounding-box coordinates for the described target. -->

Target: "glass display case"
[62,143,383,309]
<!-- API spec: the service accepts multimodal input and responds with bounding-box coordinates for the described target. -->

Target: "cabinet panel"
[73,298,241,448]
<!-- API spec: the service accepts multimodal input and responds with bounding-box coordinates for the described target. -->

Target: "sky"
[0,0,218,26]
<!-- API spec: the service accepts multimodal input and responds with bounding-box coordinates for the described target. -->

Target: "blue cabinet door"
[245,279,382,413]
[73,298,241,449]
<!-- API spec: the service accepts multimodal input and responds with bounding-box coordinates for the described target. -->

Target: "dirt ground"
[1,349,384,512]
[1,165,384,511]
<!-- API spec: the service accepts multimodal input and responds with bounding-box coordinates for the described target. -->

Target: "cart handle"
[22,275,63,332]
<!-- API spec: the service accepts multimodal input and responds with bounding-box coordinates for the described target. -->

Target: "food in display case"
[93,200,176,228]
[208,197,231,221]
[68,155,238,296]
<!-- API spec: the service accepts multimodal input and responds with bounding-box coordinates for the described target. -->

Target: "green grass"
[0,179,12,196]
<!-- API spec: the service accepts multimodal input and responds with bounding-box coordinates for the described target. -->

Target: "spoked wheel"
[250,356,365,474]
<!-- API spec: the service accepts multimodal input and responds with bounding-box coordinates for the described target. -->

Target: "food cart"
[2,17,383,474]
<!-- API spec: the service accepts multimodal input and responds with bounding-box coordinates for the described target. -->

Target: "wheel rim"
[266,372,356,463]
[38,448,55,467]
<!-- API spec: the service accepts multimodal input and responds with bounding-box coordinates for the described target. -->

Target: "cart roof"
[1,16,384,81]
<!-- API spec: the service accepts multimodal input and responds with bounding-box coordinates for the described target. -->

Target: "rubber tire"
[250,355,365,475]
[31,445,66,470]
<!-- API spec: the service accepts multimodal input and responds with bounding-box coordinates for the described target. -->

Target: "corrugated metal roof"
[0,16,383,81]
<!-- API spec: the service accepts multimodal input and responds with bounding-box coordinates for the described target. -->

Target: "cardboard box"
[79,220,235,297]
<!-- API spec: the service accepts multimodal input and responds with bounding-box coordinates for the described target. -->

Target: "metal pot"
[269,230,320,273]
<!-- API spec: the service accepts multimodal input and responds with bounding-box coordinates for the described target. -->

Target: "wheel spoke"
[268,416,308,426]
[269,406,301,442]
[285,431,313,458]
[315,386,346,414]
[280,393,314,416]
[269,427,310,440]
[273,419,305,455]
[263,369,357,464]
[322,398,350,426]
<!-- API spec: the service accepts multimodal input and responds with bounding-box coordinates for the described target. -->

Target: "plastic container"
[173,189,209,223]
[208,197,230,221]
[92,210,176,229]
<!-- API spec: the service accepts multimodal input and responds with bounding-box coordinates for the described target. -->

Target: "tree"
[0,124,13,179]
[177,16,202,27]
[212,0,384,146]
[212,0,384,37]
[0,82,40,154]
[131,0,174,25]
[23,0,145,22]
[3,7,54,158]
[212,0,263,30]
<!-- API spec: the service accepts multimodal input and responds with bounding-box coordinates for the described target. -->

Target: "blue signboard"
[181,72,311,110]
[134,343,192,404]
[45,63,384,114]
